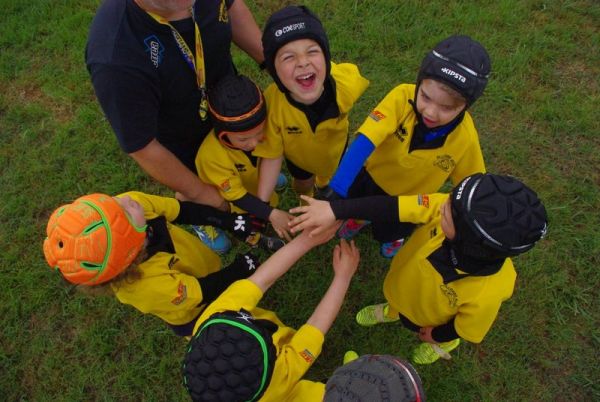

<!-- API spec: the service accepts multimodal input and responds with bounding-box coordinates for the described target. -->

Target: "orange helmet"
[43,193,147,285]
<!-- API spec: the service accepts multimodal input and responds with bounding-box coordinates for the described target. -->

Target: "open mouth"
[295,72,316,88]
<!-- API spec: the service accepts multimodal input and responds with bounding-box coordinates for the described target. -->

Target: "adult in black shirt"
[86,0,263,207]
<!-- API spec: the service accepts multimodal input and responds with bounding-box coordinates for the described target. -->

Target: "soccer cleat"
[337,219,370,240]
[355,303,399,327]
[343,350,359,365]
[380,238,405,258]
[411,339,461,365]
[191,225,232,254]
[275,173,288,192]
[245,232,285,252]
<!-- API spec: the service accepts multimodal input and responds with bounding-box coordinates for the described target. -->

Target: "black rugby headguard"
[208,74,266,149]
[417,35,491,106]
[450,173,548,261]
[182,309,277,402]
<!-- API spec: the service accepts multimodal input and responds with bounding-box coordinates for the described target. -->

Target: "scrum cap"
[183,310,277,402]
[450,173,548,260]
[208,74,266,148]
[262,5,331,93]
[43,194,146,285]
[324,354,425,402]
[418,35,491,105]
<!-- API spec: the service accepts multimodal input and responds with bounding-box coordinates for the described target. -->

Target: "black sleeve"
[431,318,460,342]
[330,196,399,223]
[196,254,259,304]
[173,201,235,227]
[232,193,273,221]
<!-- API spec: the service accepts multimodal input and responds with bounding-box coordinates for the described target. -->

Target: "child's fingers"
[288,205,307,214]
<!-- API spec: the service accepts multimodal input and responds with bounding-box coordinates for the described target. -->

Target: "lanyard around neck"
[145,8,209,120]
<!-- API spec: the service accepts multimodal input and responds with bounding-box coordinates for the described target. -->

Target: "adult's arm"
[129,139,225,208]
[229,0,264,64]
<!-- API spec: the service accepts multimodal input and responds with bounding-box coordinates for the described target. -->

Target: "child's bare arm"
[248,222,339,293]
[306,239,360,335]
[257,156,283,202]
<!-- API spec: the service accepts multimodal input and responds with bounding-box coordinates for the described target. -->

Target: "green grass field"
[1,0,598,400]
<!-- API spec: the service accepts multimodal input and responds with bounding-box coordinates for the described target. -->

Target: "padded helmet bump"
[418,35,491,105]
[450,173,548,260]
[43,193,146,285]
[324,354,426,402]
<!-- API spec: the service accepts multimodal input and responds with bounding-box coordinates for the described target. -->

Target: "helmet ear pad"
[43,194,146,285]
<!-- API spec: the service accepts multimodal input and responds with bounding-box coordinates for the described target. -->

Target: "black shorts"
[285,157,313,180]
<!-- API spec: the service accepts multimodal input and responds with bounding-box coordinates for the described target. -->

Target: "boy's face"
[225,122,265,152]
[114,195,147,228]
[440,198,456,240]
[416,79,466,128]
[274,39,326,105]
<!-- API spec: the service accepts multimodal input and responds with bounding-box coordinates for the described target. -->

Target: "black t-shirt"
[86,0,236,171]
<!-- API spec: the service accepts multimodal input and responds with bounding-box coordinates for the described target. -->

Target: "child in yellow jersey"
[319,35,491,259]
[196,74,294,245]
[182,226,360,401]
[290,173,548,365]
[43,191,265,337]
[253,5,369,204]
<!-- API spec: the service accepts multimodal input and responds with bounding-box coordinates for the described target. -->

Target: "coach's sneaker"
[191,225,231,254]
[245,232,285,252]
[337,219,370,240]
[356,303,399,327]
[343,350,359,365]
[275,173,288,192]
[412,339,461,365]
[380,238,405,258]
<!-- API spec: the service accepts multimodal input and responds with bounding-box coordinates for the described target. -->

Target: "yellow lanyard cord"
[145,9,209,120]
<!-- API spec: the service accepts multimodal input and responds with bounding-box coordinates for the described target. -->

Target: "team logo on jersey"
[369,110,386,122]
[171,281,188,305]
[220,179,231,192]
[286,126,302,135]
[393,124,408,142]
[440,284,458,308]
[433,154,455,173]
[218,0,228,22]
[417,194,430,208]
[299,349,315,363]
[235,163,247,173]
[143,35,164,68]
[168,255,179,269]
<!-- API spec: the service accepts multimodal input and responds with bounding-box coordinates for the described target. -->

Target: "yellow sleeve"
[357,84,411,146]
[449,117,486,186]
[267,324,325,400]
[253,84,284,159]
[196,136,248,201]
[119,191,180,222]
[398,193,448,224]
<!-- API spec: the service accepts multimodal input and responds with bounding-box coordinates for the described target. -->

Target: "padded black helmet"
[324,354,425,402]
[418,35,491,105]
[182,310,277,402]
[262,5,331,93]
[450,173,548,260]
[208,74,266,148]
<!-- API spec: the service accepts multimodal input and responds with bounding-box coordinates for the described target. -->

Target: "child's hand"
[297,220,341,248]
[332,239,360,280]
[269,209,294,241]
[288,195,337,237]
